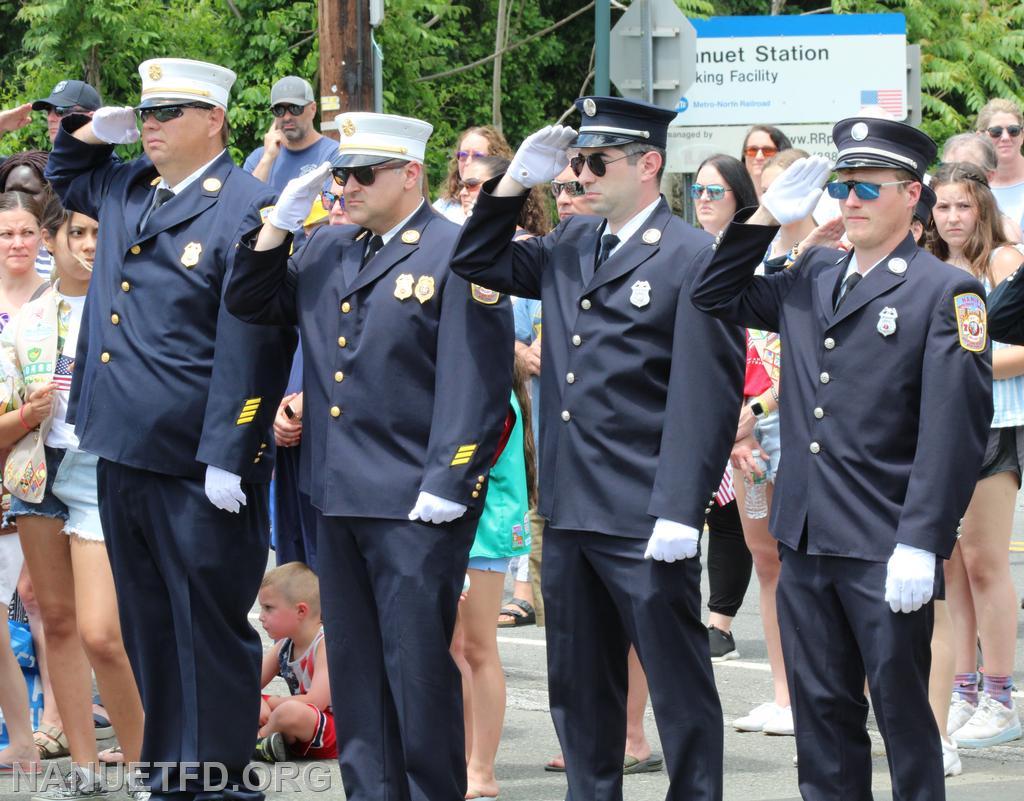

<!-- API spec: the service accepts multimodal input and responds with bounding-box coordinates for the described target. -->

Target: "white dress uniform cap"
[332,112,433,167]
[137,58,237,110]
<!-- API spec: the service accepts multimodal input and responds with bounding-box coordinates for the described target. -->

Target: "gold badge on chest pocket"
[180,241,202,269]
[415,275,435,304]
[394,273,414,301]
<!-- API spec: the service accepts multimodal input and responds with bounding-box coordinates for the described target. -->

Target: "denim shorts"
[468,555,513,573]
[8,447,104,542]
[753,410,782,483]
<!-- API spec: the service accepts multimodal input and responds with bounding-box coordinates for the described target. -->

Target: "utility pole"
[318,0,375,135]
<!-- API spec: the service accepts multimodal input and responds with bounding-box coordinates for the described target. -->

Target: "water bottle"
[743,451,769,519]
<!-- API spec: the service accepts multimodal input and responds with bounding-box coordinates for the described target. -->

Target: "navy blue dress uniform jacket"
[225,202,514,519]
[692,220,992,561]
[45,119,295,482]
[451,186,745,537]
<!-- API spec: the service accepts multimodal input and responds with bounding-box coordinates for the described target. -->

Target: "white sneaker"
[734,702,783,732]
[941,737,962,777]
[762,705,795,736]
[953,694,1022,748]
[947,693,977,737]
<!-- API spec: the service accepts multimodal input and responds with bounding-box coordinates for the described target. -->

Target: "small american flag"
[860,89,904,118]
[53,354,74,391]
[714,466,736,507]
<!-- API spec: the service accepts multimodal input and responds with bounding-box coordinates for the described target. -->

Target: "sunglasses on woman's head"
[690,183,731,201]
[331,161,403,187]
[135,103,212,123]
[986,125,1023,139]
[550,180,585,198]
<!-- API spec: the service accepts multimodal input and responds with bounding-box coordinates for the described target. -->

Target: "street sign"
[674,14,907,125]
[609,0,696,110]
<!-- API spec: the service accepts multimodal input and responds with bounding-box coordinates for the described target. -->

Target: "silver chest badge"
[630,280,651,308]
[877,306,898,337]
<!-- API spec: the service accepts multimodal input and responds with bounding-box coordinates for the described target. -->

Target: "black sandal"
[497,598,536,628]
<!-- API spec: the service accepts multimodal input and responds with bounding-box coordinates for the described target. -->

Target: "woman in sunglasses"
[693,154,758,239]
[927,161,1024,749]
[975,99,1024,233]
[458,156,551,238]
[432,126,512,224]
[740,125,792,198]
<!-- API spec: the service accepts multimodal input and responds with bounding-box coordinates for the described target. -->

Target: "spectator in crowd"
[740,125,792,198]
[253,563,336,763]
[976,99,1024,230]
[942,132,1023,242]
[1,196,145,794]
[46,57,295,797]
[322,178,351,226]
[243,76,338,191]
[31,81,101,144]
[0,103,33,141]
[433,125,512,223]
[0,151,57,279]
[692,153,758,662]
[927,161,1023,748]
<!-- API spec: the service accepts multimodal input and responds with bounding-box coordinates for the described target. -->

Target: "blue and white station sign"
[675,13,907,125]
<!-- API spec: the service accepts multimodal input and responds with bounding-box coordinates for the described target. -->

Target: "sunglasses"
[825,180,911,200]
[986,125,1023,139]
[569,152,632,177]
[550,180,585,198]
[320,190,345,210]
[135,103,212,123]
[271,103,309,118]
[743,145,778,159]
[458,177,485,191]
[456,149,487,161]
[50,106,87,118]
[690,183,732,201]
[331,161,403,187]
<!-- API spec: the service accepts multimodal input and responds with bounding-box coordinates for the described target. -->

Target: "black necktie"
[138,187,174,234]
[834,271,862,312]
[596,233,620,269]
[362,235,384,269]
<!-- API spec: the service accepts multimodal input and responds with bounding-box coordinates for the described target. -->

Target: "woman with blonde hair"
[976,98,1024,229]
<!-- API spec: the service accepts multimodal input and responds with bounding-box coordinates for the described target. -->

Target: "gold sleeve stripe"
[236,397,262,425]
[450,444,478,467]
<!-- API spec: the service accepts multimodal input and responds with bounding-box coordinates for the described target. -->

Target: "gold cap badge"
[341,118,356,137]
[149,65,163,81]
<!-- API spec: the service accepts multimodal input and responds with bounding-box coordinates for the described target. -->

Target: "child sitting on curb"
[253,563,336,763]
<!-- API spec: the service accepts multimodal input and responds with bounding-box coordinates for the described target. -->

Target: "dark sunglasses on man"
[271,103,309,118]
[135,102,213,123]
[569,152,632,178]
[331,161,403,187]
[825,179,911,201]
[48,105,88,118]
[550,180,585,198]
[986,125,1023,139]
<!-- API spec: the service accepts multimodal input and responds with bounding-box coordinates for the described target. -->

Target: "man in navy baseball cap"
[32,79,101,142]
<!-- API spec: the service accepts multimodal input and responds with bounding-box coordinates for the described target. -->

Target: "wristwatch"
[749,399,768,419]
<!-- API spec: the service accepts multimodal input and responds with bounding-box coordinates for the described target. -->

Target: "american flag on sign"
[860,89,904,117]
[53,354,74,391]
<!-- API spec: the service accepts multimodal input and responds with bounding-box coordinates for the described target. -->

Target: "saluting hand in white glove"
[408,491,468,525]
[268,161,333,233]
[644,518,700,562]
[761,155,831,225]
[507,125,578,189]
[205,465,247,514]
[90,107,141,145]
[884,543,936,613]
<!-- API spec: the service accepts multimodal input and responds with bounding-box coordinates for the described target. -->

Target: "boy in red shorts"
[254,562,337,761]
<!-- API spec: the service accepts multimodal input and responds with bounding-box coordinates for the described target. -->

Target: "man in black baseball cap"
[32,79,101,142]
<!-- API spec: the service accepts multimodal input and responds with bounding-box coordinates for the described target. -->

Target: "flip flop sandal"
[543,756,565,773]
[33,726,70,760]
[99,746,125,764]
[497,598,536,628]
[622,753,664,774]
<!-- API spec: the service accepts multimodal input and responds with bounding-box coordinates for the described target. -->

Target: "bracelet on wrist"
[18,405,32,432]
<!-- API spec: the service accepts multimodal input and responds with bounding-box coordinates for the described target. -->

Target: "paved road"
[2,523,1022,801]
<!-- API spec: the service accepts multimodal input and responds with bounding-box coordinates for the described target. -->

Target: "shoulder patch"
[954,292,987,352]
[471,284,500,305]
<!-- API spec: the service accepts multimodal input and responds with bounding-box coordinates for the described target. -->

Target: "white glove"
[761,155,831,225]
[884,543,936,613]
[644,518,700,562]
[90,106,140,145]
[507,125,578,188]
[267,161,333,232]
[204,465,247,514]
[408,491,467,525]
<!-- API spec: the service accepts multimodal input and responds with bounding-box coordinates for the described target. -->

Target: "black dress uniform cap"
[914,183,937,226]
[833,117,937,181]
[572,96,676,149]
